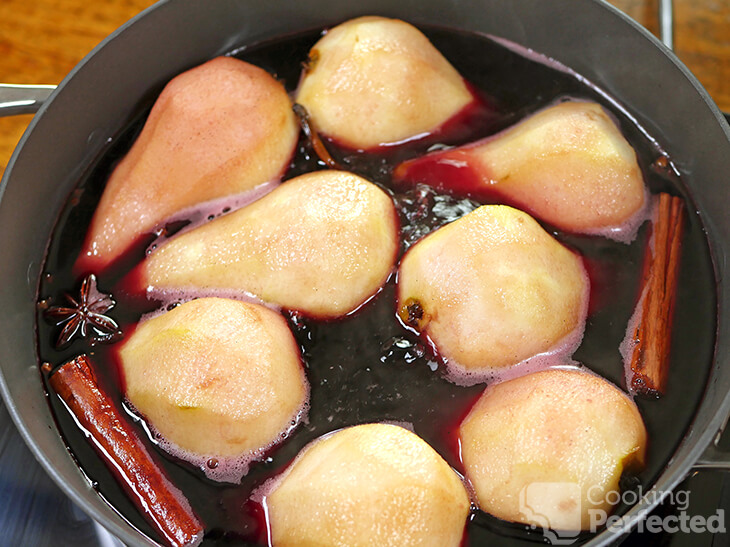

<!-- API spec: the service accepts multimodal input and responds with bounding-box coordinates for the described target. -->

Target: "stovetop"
[0,402,123,546]
[2,396,728,546]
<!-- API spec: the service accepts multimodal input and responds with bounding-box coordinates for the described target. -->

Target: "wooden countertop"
[1,0,728,174]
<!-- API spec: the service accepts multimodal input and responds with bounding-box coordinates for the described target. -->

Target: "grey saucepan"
[1,0,729,545]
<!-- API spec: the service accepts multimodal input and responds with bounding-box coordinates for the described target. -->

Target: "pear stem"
[293,103,342,169]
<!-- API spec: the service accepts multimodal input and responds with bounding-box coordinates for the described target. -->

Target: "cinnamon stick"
[626,193,685,397]
[49,355,204,547]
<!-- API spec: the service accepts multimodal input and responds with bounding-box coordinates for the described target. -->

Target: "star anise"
[45,274,122,348]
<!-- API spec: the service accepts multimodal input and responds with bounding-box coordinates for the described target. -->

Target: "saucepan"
[1,0,729,545]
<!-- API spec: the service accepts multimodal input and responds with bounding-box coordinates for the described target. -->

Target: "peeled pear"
[119,297,308,482]
[295,16,475,149]
[397,205,588,375]
[395,101,646,237]
[459,368,647,531]
[265,423,470,547]
[139,170,399,318]
[78,56,299,272]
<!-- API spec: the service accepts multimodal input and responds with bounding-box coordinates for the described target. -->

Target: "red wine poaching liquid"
[36,26,716,546]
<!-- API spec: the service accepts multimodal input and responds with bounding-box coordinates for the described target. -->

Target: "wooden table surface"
[1,0,728,175]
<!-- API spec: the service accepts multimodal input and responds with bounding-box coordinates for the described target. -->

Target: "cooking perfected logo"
[519,482,583,545]
[518,482,727,545]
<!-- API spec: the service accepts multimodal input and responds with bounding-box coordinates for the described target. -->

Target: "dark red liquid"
[36,26,717,546]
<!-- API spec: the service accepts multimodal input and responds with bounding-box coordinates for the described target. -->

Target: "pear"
[138,170,399,318]
[119,297,308,482]
[77,56,299,273]
[459,368,647,531]
[397,205,588,375]
[395,101,646,237]
[265,423,470,547]
[295,16,475,150]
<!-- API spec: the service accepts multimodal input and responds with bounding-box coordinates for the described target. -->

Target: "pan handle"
[0,84,57,117]
[658,0,674,50]
[692,406,730,472]
[694,443,730,472]
[657,1,730,127]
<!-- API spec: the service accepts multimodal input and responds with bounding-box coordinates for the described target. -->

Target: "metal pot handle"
[0,84,57,117]
[658,0,674,50]
[694,442,730,472]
